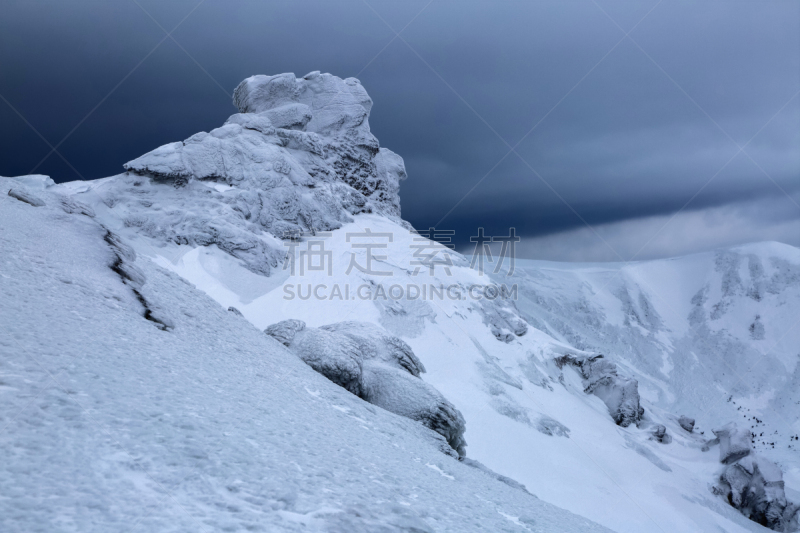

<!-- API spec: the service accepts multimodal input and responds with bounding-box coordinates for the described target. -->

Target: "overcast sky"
[1,0,798,261]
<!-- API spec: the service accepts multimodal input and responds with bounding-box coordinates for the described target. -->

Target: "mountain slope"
[0,177,612,532]
[509,245,800,477]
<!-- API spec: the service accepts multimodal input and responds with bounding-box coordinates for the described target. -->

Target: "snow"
[0,178,612,532]
[112,211,794,533]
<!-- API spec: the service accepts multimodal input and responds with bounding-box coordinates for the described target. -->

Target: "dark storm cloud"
[1,0,798,259]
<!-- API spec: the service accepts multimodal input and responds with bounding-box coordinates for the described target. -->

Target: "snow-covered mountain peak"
[93,72,407,276]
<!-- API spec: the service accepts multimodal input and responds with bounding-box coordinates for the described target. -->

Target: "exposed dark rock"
[103,228,173,331]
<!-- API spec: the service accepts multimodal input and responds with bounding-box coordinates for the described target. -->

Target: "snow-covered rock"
[715,454,799,531]
[651,424,672,444]
[266,319,467,455]
[102,72,408,276]
[8,186,46,207]
[58,195,96,217]
[713,422,752,464]
[556,353,645,427]
[678,415,695,433]
[479,296,528,343]
[3,173,55,189]
[320,321,426,377]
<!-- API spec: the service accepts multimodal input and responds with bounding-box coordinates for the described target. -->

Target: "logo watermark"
[283,282,518,301]
[281,227,520,301]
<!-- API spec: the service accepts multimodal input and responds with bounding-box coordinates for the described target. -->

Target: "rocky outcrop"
[555,353,644,427]
[707,422,799,531]
[8,187,46,207]
[479,296,528,343]
[712,422,752,464]
[58,195,95,217]
[116,72,407,276]
[651,425,671,444]
[713,453,799,530]
[265,319,466,456]
[678,415,695,433]
[104,229,173,331]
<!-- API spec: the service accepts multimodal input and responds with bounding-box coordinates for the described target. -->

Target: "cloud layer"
[1,0,798,259]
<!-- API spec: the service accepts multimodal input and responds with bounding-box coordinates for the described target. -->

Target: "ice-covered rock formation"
[8,186,46,207]
[704,421,800,530]
[265,319,467,456]
[479,296,529,342]
[713,422,753,464]
[714,452,799,530]
[111,72,407,276]
[556,353,644,427]
[678,415,695,433]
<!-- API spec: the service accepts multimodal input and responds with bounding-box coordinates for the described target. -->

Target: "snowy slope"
[0,177,612,532]
[114,211,791,533]
[509,247,800,483]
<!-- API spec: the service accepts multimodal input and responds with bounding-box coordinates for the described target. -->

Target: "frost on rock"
[479,294,529,343]
[712,422,752,464]
[678,415,695,433]
[113,72,408,275]
[8,187,46,207]
[536,415,570,437]
[265,319,466,455]
[556,353,644,427]
[458,457,530,494]
[58,195,95,217]
[713,452,800,531]
[319,321,425,376]
[651,424,671,444]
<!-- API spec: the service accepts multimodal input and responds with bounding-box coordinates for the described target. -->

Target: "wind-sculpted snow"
[265,319,467,456]
[556,353,645,427]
